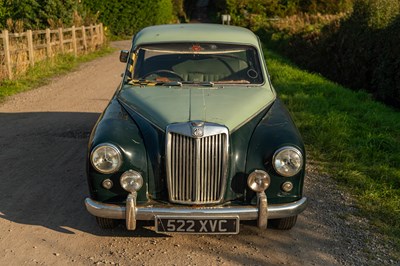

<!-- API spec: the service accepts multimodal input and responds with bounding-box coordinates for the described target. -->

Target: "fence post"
[2,30,13,79]
[99,23,104,45]
[71,26,77,57]
[89,25,94,50]
[27,30,35,67]
[45,28,51,57]
[58,28,64,53]
[81,26,87,52]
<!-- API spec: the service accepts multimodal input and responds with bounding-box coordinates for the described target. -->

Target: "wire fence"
[0,23,104,80]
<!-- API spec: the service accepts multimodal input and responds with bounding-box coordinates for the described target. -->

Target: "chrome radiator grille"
[166,123,229,204]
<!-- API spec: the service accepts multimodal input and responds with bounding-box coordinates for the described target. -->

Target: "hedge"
[264,0,400,108]
[214,0,353,29]
[83,0,174,37]
[0,0,79,30]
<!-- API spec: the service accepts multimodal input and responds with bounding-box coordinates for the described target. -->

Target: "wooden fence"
[0,23,104,80]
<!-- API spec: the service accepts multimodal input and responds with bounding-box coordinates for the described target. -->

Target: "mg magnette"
[84,24,307,234]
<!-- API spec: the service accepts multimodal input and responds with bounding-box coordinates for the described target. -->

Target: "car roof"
[132,24,261,48]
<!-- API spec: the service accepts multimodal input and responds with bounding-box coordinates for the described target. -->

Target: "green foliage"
[296,0,353,14]
[265,48,400,253]
[264,0,400,108]
[225,0,284,28]
[216,0,353,29]
[39,0,78,27]
[1,0,80,30]
[173,0,187,21]
[83,0,174,37]
[0,1,8,23]
[0,0,182,36]
[351,0,400,28]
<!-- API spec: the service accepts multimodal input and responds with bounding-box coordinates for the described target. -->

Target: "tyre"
[270,215,298,230]
[95,217,117,229]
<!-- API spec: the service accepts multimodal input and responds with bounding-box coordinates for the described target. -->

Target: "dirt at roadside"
[0,40,396,266]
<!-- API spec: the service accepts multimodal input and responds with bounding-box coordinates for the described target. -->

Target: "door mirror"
[119,50,129,63]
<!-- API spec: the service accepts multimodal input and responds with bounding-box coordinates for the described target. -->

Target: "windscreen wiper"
[182,81,215,87]
[128,79,164,86]
[128,79,185,87]
[213,80,251,84]
[162,81,183,87]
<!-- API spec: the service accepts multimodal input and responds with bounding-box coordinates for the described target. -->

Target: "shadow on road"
[0,111,168,238]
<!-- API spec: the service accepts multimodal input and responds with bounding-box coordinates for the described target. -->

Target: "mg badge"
[192,127,203,138]
[191,121,204,138]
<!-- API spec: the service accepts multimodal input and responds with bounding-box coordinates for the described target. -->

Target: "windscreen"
[130,43,264,85]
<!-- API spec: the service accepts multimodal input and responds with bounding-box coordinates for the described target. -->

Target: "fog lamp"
[247,170,271,193]
[120,170,143,193]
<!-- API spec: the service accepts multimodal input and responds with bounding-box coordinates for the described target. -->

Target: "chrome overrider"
[85,194,308,231]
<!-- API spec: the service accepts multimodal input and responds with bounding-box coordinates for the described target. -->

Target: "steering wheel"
[142,70,183,81]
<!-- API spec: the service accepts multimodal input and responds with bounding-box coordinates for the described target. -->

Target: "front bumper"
[85,194,308,230]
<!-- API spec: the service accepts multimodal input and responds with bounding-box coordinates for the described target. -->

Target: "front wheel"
[95,217,117,229]
[270,215,298,230]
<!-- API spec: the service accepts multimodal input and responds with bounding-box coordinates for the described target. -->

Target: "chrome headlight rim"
[90,143,123,174]
[272,146,304,177]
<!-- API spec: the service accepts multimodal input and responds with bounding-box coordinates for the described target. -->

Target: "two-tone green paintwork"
[86,24,305,208]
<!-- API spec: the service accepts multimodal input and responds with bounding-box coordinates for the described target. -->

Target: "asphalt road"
[0,41,394,265]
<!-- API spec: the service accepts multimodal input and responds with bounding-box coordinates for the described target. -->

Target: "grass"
[264,48,400,255]
[0,46,114,102]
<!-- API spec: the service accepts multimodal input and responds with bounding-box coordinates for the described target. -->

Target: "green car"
[85,24,307,234]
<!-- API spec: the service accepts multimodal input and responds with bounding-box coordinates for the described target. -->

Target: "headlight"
[273,146,303,177]
[91,144,122,174]
[120,170,143,192]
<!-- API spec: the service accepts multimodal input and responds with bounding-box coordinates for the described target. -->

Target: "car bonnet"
[117,85,275,132]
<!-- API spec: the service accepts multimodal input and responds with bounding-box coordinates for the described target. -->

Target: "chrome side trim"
[85,197,308,221]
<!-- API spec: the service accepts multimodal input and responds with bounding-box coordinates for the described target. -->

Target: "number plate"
[155,216,239,234]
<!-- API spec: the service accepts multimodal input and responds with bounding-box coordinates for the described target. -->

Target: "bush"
[215,0,353,29]
[372,15,400,106]
[83,0,174,37]
[297,0,353,14]
[351,0,400,29]
[265,0,400,108]
[173,0,186,22]
[1,0,79,30]
[321,0,400,107]
[0,2,7,24]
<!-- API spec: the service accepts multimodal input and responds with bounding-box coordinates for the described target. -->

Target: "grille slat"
[166,124,228,205]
